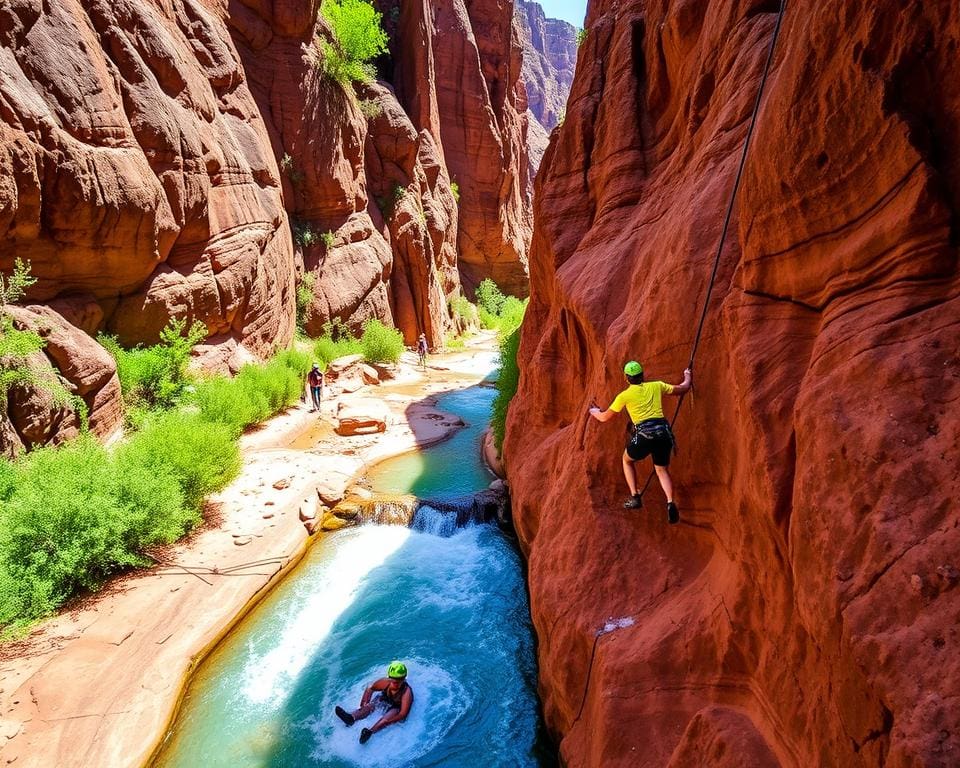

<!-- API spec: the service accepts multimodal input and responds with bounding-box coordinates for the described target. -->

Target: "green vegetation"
[357,98,383,118]
[0,415,241,632]
[490,325,521,453]
[474,278,526,335]
[576,27,587,46]
[296,273,316,335]
[99,318,206,413]
[191,350,310,438]
[450,181,460,203]
[444,332,466,351]
[294,221,318,248]
[313,321,363,368]
[279,153,304,185]
[320,230,336,249]
[359,318,404,364]
[450,295,478,326]
[0,318,316,632]
[0,259,80,421]
[318,0,389,86]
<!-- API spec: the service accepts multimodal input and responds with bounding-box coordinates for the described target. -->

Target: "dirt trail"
[0,334,499,768]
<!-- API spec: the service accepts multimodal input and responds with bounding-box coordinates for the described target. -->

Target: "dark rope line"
[637,0,788,502]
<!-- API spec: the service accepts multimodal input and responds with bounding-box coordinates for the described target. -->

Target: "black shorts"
[626,435,672,466]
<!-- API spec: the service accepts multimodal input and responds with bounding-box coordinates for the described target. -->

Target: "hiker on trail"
[335,661,414,744]
[588,361,692,524]
[307,363,324,412]
[417,333,428,368]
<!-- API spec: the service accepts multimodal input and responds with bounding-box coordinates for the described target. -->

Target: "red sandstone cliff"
[388,0,533,297]
[506,0,960,766]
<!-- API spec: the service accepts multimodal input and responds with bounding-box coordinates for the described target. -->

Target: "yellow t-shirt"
[609,382,673,423]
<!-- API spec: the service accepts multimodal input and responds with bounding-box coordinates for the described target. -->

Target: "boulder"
[335,399,388,436]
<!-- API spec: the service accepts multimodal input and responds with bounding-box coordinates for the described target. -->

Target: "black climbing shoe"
[623,494,643,509]
[359,727,373,744]
[667,501,680,525]
[335,706,355,726]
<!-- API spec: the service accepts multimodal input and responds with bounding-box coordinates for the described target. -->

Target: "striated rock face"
[507,1,960,766]
[515,0,577,132]
[0,0,296,356]
[390,0,533,297]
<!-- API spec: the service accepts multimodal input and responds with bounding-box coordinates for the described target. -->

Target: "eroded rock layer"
[506,1,960,766]
[516,0,577,133]
[389,0,533,297]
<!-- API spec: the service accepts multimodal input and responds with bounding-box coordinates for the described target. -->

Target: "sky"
[536,0,588,28]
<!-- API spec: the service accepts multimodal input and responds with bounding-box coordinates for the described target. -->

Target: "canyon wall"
[515,0,577,132]
[388,0,533,297]
[0,0,534,451]
[507,0,960,766]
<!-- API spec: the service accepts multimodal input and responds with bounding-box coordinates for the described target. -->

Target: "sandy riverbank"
[0,333,500,768]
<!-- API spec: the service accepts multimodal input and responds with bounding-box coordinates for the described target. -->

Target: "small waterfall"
[332,488,510,537]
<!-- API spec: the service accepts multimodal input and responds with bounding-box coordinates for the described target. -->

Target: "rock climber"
[417,333,428,368]
[334,661,414,744]
[307,362,324,412]
[588,361,692,524]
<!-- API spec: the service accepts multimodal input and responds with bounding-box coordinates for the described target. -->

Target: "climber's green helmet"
[387,661,407,679]
[623,361,643,377]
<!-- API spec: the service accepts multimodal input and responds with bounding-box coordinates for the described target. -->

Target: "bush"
[450,181,460,203]
[117,412,240,511]
[313,320,363,368]
[475,278,505,316]
[360,319,404,364]
[450,296,478,326]
[297,273,316,334]
[0,438,159,626]
[319,0,389,85]
[320,231,336,248]
[99,318,205,411]
[357,98,382,118]
[498,296,526,335]
[491,326,521,453]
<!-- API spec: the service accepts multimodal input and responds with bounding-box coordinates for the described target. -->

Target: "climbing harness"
[571,0,789,735]
[634,0,789,504]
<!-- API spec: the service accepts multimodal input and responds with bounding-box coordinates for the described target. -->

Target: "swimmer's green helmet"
[387,661,407,679]
[623,361,643,377]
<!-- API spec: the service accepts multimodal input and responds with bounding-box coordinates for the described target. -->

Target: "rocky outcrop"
[507,1,960,766]
[3,305,121,455]
[389,0,533,297]
[515,0,577,132]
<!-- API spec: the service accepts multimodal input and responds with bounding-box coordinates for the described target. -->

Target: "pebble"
[234,536,253,546]
[262,513,274,519]
[273,478,290,490]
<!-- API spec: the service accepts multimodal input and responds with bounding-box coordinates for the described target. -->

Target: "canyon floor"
[0,333,500,768]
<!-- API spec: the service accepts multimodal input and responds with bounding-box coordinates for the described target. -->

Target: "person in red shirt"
[307,363,324,412]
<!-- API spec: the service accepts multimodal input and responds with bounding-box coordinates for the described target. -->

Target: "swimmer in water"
[335,661,414,744]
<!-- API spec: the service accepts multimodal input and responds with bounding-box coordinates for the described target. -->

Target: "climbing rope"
[635,0,788,502]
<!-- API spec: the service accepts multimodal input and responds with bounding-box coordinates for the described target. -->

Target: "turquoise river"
[152,373,555,767]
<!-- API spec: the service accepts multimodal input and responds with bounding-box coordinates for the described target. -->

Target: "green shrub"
[475,278,505,316]
[497,296,526,335]
[0,438,144,625]
[450,296,478,326]
[491,326,521,453]
[117,412,240,511]
[357,98,383,118]
[444,332,466,351]
[320,231,336,248]
[296,273,316,334]
[294,222,317,248]
[319,0,389,85]
[450,181,460,203]
[478,306,499,330]
[360,319,404,364]
[99,318,205,411]
[576,28,587,46]
[313,320,363,367]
